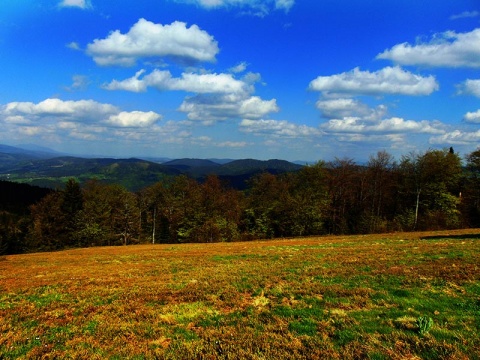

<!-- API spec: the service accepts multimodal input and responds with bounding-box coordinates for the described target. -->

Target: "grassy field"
[1,230,479,359]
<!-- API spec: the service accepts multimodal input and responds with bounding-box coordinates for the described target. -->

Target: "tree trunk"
[414,189,420,230]
[152,206,156,244]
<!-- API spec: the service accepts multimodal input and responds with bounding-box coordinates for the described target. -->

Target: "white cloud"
[104,70,149,92]
[450,11,479,20]
[309,66,446,151]
[105,70,249,94]
[65,75,90,91]
[242,72,262,85]
[68,130,99,141]
[3,98,118,120]
[430,130,480,145]
[105,67,271,124]
[216,141,248,147]
[377,28,480,68]
[105,111,162,127]
[179,94,279,123]
[240,119,322,138]
[66,42,81,51]
[309,66,438,96]
[456,79,480,97]
[230,62,248,73]
[238,96,279,119]
[1,98,162,130]
[178,0,295,14]
[18,126,44,136]
[321,117,445,135]
[60,0,91,9]
[316,98,387,120]
[86,19,219,66]
[4,115,31,125]
[103,67,276,123]
[464,110,480,123]
[275,0,295,12]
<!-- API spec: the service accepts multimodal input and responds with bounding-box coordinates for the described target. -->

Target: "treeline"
[1,148,480,254]
[0,181,52,254]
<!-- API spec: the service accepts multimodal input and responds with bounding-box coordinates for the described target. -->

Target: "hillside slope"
[1,146,304,190]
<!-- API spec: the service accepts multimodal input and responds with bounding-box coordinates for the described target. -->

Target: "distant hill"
[159,158,303,189]
[212,159,304,189]
[2,156,182,191]
[163,158,221,171]
[218,159,303,175]
[0,144,62,159]
[0,146,46,173]
[0,144,304,191]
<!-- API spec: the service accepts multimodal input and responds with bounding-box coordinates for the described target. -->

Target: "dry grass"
[1,229,479,359]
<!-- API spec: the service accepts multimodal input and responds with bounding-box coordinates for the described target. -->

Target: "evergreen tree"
[462,148,480,227]
[61,178,83,247]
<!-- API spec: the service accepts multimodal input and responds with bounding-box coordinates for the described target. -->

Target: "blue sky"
[0,0,479,162]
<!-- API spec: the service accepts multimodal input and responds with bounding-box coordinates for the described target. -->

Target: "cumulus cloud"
[316,98,388,120]
[464,110,480,123]
[105,111,162,127]
[1,98,162,129]
[105,69,275,123]
[321,117,445,135]
[456,79,480,97]
[105,70,250,94]
[179,94,279,123]
[430,130,480,145]
[309,66,438,96]
[86,19,219,66]
[240,119,322,138]
[376,28,480,68]
[3,98,117,120]
[309,66,445,150]
[59,0,91,9]
[3,115,31,125]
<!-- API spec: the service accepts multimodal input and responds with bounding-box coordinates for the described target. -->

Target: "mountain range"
[0,144,303,191]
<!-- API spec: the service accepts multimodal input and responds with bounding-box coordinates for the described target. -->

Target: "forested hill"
[1,148,304,191]
[162,158,303,188]
[219,159,303,174]
[1,156,182,191]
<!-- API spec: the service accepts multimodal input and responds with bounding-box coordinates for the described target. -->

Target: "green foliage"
[416,316,434,335]
[288,319,318,336]
[399,149,462,231]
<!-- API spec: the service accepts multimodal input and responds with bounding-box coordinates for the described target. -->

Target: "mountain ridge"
[0,144,304,191]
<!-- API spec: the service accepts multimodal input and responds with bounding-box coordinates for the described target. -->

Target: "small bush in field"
[416,316,433,335]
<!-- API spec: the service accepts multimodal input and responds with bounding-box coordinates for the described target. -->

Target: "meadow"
[0,230,479,359]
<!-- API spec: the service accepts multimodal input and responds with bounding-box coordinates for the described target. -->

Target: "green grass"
[0,230,479,359]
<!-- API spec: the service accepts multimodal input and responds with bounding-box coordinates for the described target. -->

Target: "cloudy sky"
[1,0,479,161]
